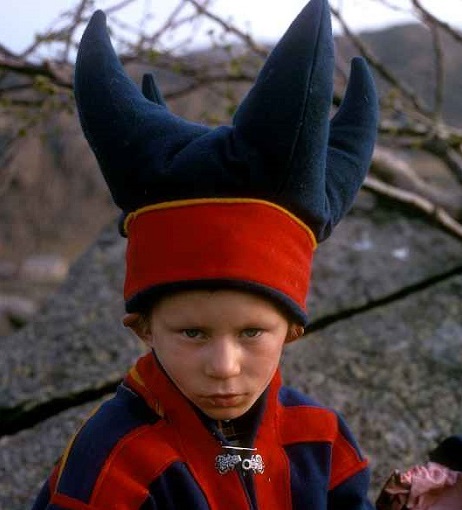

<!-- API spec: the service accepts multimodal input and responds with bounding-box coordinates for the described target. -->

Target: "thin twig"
[370,0,412,16]
[0,56,73,88]
[411,0,462,45]
[429,23,445,124]
[61,0,88,62]
[363,175,462,241]
[163,72,254,100]
[184,0,268,58]
[330,4,431,116]
[415,3,446,126]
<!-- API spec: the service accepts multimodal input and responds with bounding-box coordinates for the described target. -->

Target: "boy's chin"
[193,392,258,421]
[200,403,253,421]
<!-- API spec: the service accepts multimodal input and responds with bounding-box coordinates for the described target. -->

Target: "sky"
[0,0,461,55]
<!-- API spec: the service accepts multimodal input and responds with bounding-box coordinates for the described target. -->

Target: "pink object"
[377,462,462,510]
[405,462,462,510]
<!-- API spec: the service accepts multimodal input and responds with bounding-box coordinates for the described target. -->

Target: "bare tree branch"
[370,0,412,16]
[184,0,268,58]
[371,145,462,215]
[364,175,462,241]
[421,137,462,185]
[430,24,444,124]
[163,72,254,100]
[330,4,431,116]
[0,42,18,59]
[61,0,88,63]
[410,0,462,44]
[0,55,73,88]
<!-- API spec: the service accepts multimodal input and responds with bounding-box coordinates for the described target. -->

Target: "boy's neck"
[203,389,269,449]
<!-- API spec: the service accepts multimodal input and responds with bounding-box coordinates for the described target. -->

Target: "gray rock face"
[283,274,462,493]
[19,255,69,283]
[1,194,461,508]
[1,224,144,420]
[309,192,462,322]
[0,294,37,325]
[0,401,102,510]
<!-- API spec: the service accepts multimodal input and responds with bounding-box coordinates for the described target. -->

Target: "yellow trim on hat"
[124,198,317,249]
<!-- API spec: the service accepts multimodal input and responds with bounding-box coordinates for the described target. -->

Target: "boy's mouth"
[203,394,244,407]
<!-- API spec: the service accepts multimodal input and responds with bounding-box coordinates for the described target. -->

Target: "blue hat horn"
[142,73,167,107]
[74,0,378,241]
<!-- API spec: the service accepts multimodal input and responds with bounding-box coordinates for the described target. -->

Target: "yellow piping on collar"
[55,401,105,489]
[129,366,146,389]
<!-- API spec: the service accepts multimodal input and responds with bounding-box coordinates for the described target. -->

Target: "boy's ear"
[286,324,305,343]
[123,313,152,345]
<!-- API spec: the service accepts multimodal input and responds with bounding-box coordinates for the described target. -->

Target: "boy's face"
[133,289,294,420]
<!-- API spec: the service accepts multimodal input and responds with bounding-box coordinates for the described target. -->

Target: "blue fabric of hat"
[74,0,379,321]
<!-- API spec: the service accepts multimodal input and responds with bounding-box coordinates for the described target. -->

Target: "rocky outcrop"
[1,191,461,509]
[0,255,70,336]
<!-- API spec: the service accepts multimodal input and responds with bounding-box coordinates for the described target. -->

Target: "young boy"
[32,0,378,508]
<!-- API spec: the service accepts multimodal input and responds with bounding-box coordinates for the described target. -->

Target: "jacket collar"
[124,351,283,449]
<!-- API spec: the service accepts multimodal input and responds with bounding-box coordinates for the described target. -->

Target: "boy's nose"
[204,338,241,379]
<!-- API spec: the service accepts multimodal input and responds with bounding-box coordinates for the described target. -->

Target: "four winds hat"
[74,0,379,326]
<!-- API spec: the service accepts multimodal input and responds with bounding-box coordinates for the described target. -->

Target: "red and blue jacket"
[32,352,373,509]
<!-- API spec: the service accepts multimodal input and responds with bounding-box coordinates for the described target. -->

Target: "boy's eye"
[241,328,263,338]
[182,329,203,339]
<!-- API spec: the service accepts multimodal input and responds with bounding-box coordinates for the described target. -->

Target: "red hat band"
[123,199,317,322]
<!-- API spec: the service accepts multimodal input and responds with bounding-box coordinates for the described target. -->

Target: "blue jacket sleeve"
[328,467,375,510]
